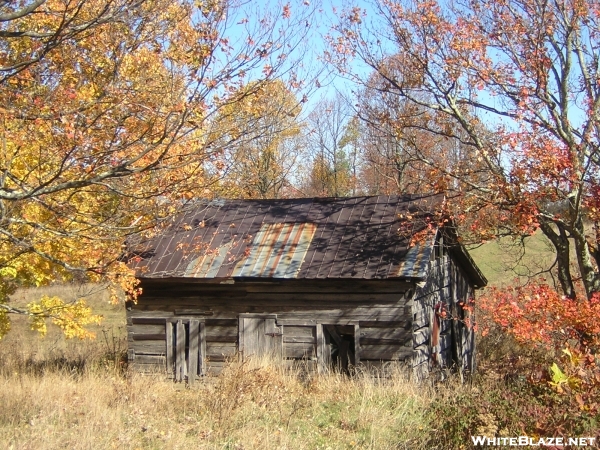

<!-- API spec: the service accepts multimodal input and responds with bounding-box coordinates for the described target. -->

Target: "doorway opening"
[321,324,360,373]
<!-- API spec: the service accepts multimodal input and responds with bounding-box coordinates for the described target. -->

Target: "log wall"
[127,279,414,376]
[411,255,476,380]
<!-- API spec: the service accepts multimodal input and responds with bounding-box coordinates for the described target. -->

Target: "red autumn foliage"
[479,284,600,351]
[479,284,600,418]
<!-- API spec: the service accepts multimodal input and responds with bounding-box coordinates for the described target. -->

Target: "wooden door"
[238,316,282,361]
[166,318,206,384]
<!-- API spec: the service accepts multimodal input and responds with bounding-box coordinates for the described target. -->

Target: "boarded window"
[166,319,206,384]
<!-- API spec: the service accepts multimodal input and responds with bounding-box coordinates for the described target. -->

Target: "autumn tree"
[350,59,480,196]
[330,0,600,299]
[0,0,319,337]
[209,79,304,199]
[302,93,355,196]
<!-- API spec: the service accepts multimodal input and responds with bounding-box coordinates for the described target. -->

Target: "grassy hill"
[468,231,557,287]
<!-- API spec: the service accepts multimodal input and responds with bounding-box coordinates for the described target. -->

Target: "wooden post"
[316,323,324,373]
[166,321,174,378]
[176,320,185,382]
[188,320,199,385]
[353,323,360,366]
[238,316,244,362]
[199,321,206,376]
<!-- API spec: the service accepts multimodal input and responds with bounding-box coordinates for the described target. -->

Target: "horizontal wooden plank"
[360,338,412,346]
[206,335,237,343]
[127,316,408,328]
[205,325,237,343]
[284,342,315,359]
[238,313,278,318]
[167,316,207,323]
[360,344,412,361]
[360,327,411,341]
[138,290,408,306]
[283,325,315,337]
[206,325,237,338]
[359,320,410,328]
[131,316,167,324]
[244,280,413,293]
[175,309,214,316]
[283,336,315,344]
[131,340,167,354]
[133,354,166,365]
[130,324,165,335]
[139,279,413,294]
[132,333,166,341]
[206,319,238,327]
[129,363,168,374]
[206,342,237,360]
[134,303,409,315]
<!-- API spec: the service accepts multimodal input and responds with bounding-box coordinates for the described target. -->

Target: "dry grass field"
[0,354,436,450]
[1,236,598,449]
[1,284,438,450]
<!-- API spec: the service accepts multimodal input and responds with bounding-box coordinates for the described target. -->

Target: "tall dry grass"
[0,348,436,449]
[9,283,593,449]
[1,284,437,449]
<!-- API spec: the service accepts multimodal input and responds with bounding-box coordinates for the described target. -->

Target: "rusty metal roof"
[128,194,451,281]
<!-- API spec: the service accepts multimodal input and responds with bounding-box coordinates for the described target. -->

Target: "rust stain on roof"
[232,222,317,278]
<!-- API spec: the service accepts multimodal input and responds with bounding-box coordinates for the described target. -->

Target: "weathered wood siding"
[411,255,476,379]
[127,279,414,376]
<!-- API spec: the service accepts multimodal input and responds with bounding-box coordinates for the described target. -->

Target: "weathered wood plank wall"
[411,255,476,380]
[128,261,476,379]
[128,279,413,376]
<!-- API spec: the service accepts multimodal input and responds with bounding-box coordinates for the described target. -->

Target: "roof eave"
[448,244,488,289]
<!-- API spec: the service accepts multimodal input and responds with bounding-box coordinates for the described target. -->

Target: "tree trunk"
[571,216,600,298]
[539,220,576,299]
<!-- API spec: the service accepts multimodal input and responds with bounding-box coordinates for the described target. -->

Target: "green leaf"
[550,363,568,385]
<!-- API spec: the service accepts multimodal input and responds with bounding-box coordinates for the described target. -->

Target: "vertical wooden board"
[188,320,199,384]
[199,321,207,376]
[257,319,266,357]
[265,319,283,360]
[176,320,185,382]
[470,330,477,373]
[238,316,244,359]
[354,324,361,365]
[166,321,174,375]
[323,327,331,367]
[316,324,324,373]
[242,317,255,359]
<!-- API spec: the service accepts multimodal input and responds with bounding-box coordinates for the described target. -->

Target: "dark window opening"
[322,324,358,374]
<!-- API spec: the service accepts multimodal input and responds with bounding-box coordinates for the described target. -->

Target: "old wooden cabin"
[126,194,486,382]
